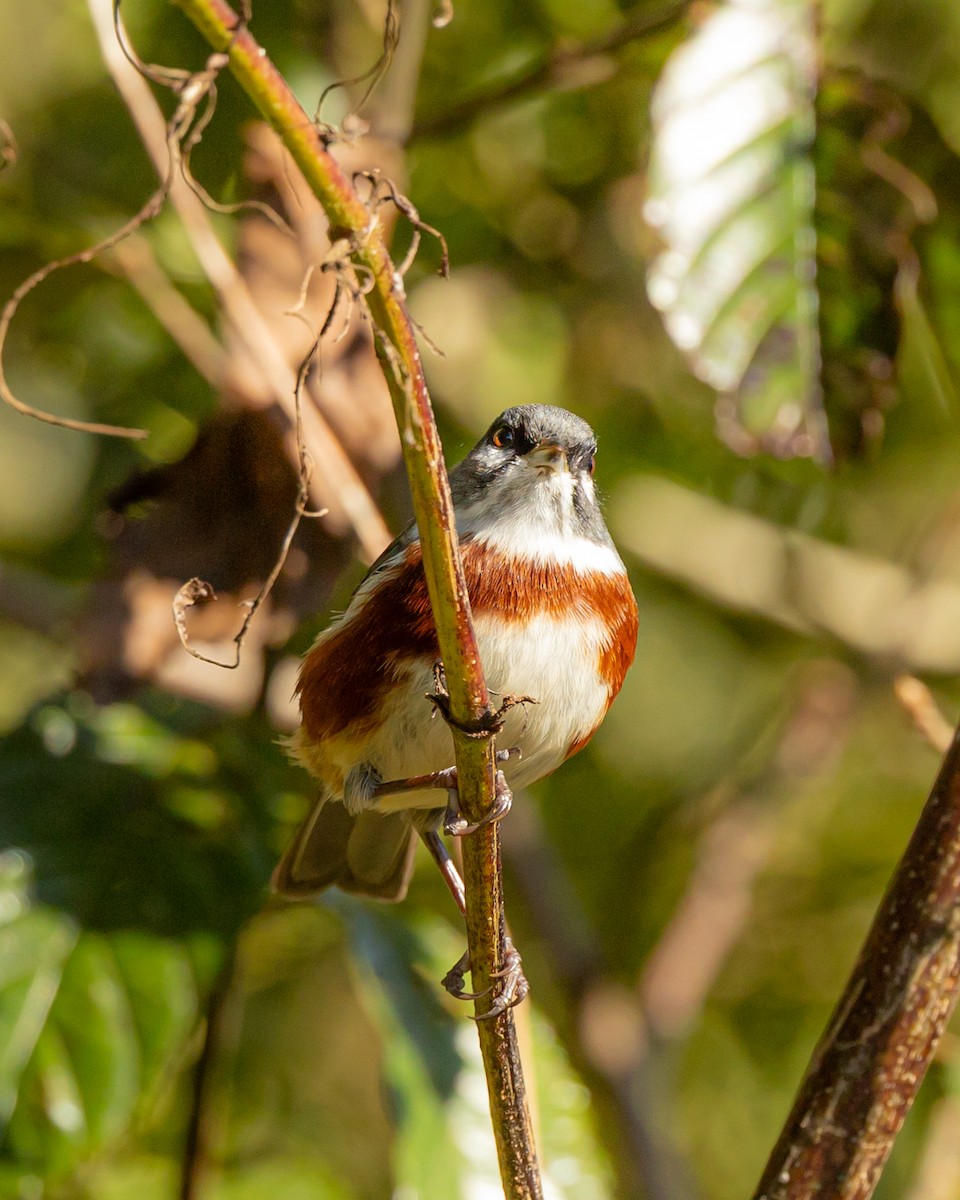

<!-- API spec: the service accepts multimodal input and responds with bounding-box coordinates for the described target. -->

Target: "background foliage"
[4,1,960,1197]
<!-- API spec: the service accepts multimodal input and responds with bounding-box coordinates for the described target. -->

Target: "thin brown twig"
[314,0,401,136]
[894,674,953,755]
[0,3,254,441]
[353,170,450,278]
[172,491,318,669]
[174,64,298,239]
[181,147,299,238]
[365,0,434,145]
[0,200,165,441]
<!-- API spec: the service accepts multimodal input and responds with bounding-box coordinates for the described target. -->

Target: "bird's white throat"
[457,461,622,575]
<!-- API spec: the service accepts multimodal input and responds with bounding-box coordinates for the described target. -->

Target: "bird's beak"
[527,440,568,473]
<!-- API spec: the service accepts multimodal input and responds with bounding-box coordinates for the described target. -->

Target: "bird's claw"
[443,770,513,837]
[441,938,529,1018]
[442,951,489,1001]
[428,662,538,738]
[476,940,529,1020]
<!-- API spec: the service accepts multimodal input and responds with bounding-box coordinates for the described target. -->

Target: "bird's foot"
[443,768,513,837]
[428,661,537,737]
[372,750,516,820]
[441,936,529,1019]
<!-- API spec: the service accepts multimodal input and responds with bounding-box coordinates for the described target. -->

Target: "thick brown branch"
[753,723,960,1200]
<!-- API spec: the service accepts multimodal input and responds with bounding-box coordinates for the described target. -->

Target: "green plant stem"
[169,2,541,1195]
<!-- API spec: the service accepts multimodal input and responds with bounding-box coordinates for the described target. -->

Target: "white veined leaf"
[645,0,828,460]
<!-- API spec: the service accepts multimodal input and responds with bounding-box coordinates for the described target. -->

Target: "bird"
[273,404,638,1006]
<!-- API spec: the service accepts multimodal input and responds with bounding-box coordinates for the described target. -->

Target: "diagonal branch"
[412,0,688,140]
[753,721,960,1200]
[168,2,541,1196]
[90,0,391,561]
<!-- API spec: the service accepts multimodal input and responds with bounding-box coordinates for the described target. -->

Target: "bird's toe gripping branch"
[427,659,538,738]
[442,935,530,1020]
[373,663,534,1014]
[443,765,514,836]
[373,743,526,1015]
[419,822,528,1016]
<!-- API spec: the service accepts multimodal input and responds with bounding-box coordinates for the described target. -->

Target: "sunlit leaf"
[349,907,613,1198]
[645,0,826,460]
[348,908,469,1198]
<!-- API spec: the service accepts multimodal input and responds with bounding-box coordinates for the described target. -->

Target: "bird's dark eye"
[587,454,596,476]
[492,426,515,449]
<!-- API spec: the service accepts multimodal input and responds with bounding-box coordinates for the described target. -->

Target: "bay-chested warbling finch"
[273,404,638,1009]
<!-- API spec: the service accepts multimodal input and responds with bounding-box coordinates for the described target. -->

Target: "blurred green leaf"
[0,703,264,937]
[0,852,203,1183]
[349,909,467,1198]
[0,696,279,1186]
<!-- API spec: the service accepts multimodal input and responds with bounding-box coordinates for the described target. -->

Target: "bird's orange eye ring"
[588,455,596,476]
[492,426,515,449]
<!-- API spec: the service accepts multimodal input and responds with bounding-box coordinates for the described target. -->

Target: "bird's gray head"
[449,405,612,547]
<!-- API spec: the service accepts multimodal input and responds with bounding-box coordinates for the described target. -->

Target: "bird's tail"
[271,794,417,902]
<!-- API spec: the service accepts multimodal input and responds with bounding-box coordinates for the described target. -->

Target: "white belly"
[366,611,608,812]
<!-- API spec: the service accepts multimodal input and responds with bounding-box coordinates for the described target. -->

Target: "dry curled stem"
[314,0,400,136]
[352,169,450,279]
[91,0,392,560]
[172,490,314,669]
[0,224,158,439]
[0,9,244,440]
